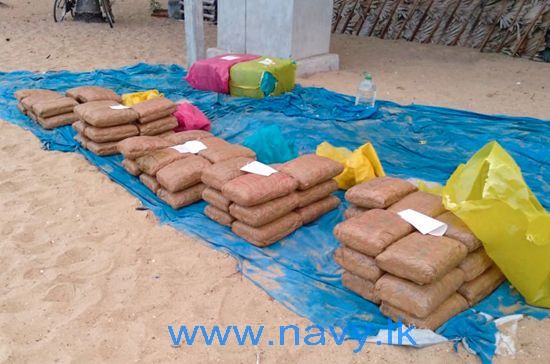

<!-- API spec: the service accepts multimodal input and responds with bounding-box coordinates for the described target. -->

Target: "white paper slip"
[258,58,275,66]
[170,140,207,154]
[109,104,130,110]
[240,161,278,177]
[221,55,240,61]
[397,209,448,236]
[171,144,189,154]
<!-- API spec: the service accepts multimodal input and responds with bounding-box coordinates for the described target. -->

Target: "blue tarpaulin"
[1,64,548,363]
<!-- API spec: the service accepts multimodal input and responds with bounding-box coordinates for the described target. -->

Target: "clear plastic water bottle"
[355,72,376,108]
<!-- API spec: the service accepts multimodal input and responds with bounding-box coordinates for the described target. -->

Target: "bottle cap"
[364,72,372,80]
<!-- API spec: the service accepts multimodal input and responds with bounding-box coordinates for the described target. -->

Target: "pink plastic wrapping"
[173,102,211,132]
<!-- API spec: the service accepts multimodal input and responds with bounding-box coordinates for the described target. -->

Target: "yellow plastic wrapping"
[121,90,163,106]
[442,141,550,308]
[316,141,384,190]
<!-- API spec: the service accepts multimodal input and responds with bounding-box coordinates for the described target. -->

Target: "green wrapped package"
[229,57,296,98]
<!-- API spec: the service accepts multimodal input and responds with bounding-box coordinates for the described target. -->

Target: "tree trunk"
[74,0,103,22]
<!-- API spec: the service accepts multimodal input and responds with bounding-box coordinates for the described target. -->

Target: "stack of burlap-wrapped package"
[15,89,78,129]
[130,97,178,137]
[334,176,505,330]
[117,131,257,209]
[202,154,343,247]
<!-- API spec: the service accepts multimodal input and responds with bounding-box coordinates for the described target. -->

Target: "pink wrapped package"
[173,102,211,132]
[185,54,260,94]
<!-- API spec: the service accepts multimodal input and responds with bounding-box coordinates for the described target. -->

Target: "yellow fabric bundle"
[121,90,163,106]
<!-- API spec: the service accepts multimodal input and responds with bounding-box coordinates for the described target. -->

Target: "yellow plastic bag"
[316,141,385,189]
[442,141,550,308]
[121,90,163,106]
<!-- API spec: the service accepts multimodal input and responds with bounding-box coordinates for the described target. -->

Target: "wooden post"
[184,0,206,68]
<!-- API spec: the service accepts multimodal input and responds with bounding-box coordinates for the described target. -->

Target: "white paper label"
[240,161,278,177]
[397,209,448,236]
[258,58,275,66]
[110,104,130,110]
[171,140,207,154]
[221,55,240,61]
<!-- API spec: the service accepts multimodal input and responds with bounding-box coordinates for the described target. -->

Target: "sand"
[0,1,549,363]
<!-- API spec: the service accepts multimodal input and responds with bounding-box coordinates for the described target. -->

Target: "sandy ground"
[0,1,549,363]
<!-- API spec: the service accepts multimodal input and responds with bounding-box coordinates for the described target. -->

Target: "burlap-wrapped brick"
[342,271,380,304]
[204,205,234,227]
[201,157,255,190]
[136,148,190,176]
[72,120,86,135]
[140,174,161,194]
[202,187,231,212]
[131,97,177,123]
[122,159,141,176]
[137,116,178,136]
[380,293,468,330]
[117,136,171,160]
[436,212,482,252]
[15,89,61,102]
[458,248,493,282]
[156,155,211,193]
[279,154,344,190]
[77,134,119,156]
[21,92,63,111]
[164,130,213,145]
[458,265,505,305]
[74,101,138,127]
[333,246,383,282]
[344,205,368,219]
[37,113,79,129]
[32,96,78,118]
[17,103,27,115]
[157,183,206,209]
[295,179,339,208]
[229,193,300,227]
[296,195,340,225]
[199,143,257,164]
[231,212,302,247]
[375,269,465,318]
[66,86,121,103]
[83,123,139,143]
[345,176,418,209]
[334,209,413,257]
[222,172,298,207]
[387,191,446,217]
[376,232,468,285]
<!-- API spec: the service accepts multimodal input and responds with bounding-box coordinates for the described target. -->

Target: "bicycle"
[53,0,114,28]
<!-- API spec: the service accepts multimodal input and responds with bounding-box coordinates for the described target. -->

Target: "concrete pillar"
[184,0,206,67]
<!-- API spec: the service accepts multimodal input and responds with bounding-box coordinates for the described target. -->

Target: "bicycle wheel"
[100,0,114,28]
[53,0,67,22]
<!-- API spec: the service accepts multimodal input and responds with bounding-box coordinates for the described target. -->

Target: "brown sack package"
[333,209,413,257]
[136,148,190,176]
[333,246,383,282]
[15,89,61,102]
[122,159,141,176]
[156,156,211,193]
[204,205,235,227]
[201,157,255,190]
[140,174,161,194]
[17,103,27,115]
[295,179,339,208]
[232,212,302,247]
[380,293,468,330]
[131,97,177,123]
[342,271,380,304]
[199,144,257,164]
[164,130,213,145]
[376,232,468,285]
[296,195,340,225]
[458,248,494,282]
[375,269,465,319]
[37,113,79,129]
[157,183,206,209]
[344,206,368,219]
[436,212,482,252]
[202,187,232,212]
[79,135,120,156]
[74,101,138,127]
[117,136,171,160]
[458,265,505,306]
[32,97,78,118]
[72,120,86,135]
[387,191,446,217]
[230,193,300,227]
[345,176,418,209]
[66,86,121,103]
[222,172,298,207]
[84,123,139,143]
[138,116,178,136]
[279,154,344,190]
[21,93,64,111]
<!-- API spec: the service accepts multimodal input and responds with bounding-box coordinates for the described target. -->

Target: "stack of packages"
[333,176,505,330]
[117,131,256,209]
[15,89,78,129]
[201,154,343,247]
[130,97,178,137]
[66,86,122,104]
